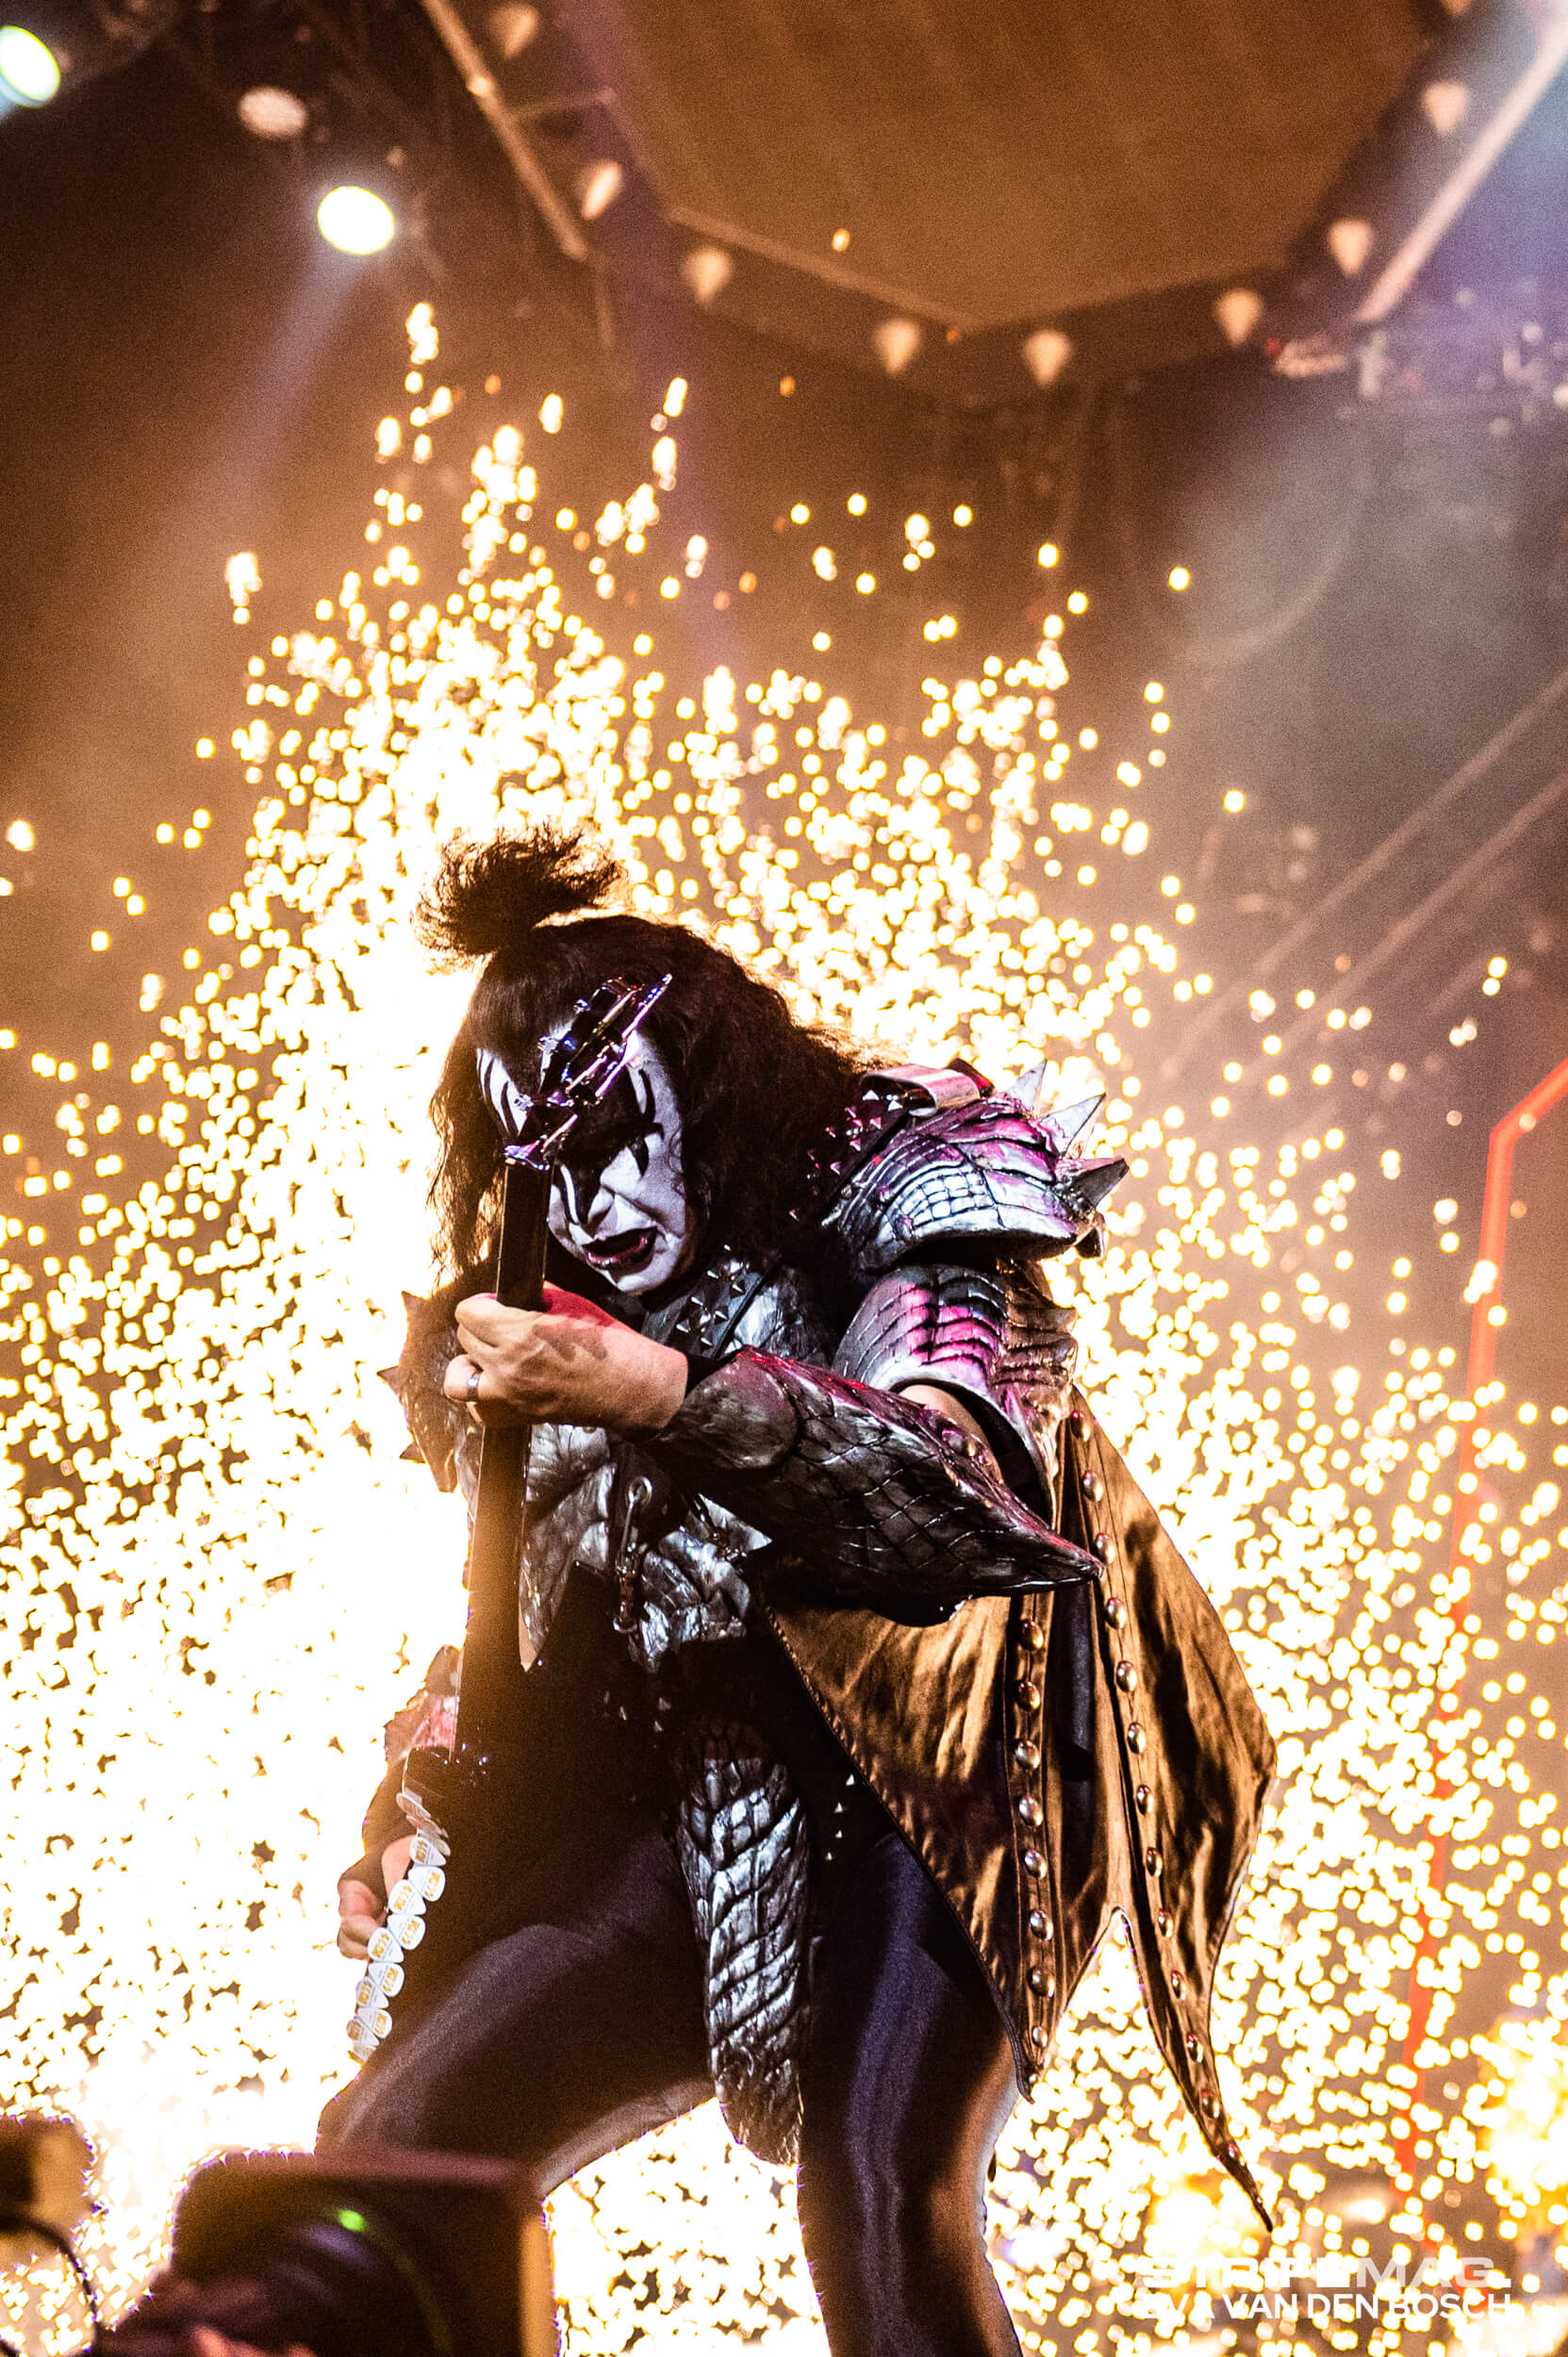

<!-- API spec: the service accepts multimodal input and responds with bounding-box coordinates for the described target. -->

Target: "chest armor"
[519,1261,835,1673]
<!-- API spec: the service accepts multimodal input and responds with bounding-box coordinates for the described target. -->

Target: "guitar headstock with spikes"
[488,974,672,1170]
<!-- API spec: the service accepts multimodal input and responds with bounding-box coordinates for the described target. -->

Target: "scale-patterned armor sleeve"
[644,1348,1098,1616]
[834,1257,1078,1497]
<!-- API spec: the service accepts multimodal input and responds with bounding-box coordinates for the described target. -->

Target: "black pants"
[319,1807,1022,2357]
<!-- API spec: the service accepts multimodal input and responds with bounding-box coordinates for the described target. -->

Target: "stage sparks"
[2,304,1566,2351]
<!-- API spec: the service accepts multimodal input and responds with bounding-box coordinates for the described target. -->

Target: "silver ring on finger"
[464,1359,483,1403]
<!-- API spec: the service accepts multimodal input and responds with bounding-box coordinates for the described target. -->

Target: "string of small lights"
[2,304,1565,2352]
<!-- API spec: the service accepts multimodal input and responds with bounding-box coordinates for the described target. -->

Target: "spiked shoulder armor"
[821,1064,1127,1282]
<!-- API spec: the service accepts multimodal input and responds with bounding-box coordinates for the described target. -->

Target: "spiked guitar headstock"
[478,973,671,1171]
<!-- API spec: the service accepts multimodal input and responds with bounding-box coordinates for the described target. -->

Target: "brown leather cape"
[763,1391,1276,2227]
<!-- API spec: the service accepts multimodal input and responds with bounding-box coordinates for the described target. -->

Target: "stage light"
[317,185,395,255]
[574,157,622,221]
[0,22,60,105]
[1422,77,1470,136]
[870,315,922,375]
[487,0,537,57]
[1328,217,1375,275]
[1213,286,1263,347]
[680,244,733,306]
[238,83,307,140]
[2,0,173,108]
[1021,326,1073,387]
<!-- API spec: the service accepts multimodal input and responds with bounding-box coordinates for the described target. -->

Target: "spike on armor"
[821,1072,1129,1280]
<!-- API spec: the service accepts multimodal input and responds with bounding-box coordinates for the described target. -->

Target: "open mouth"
[580,1225,659,1278]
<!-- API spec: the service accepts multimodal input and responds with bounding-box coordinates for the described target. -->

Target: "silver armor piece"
[645,1248,834,1366]
[675,1719,810,2167]
[648,1351,1098,1613]
[512,1264,834,1673]
[825,1088,1126,1278]
[517,1262,829,2153]
[621,1503,765,1669]
[699,1258,834,1362]
[466,1417,767,1675]
[516,1425,615,1665]
[834,1259,1080,1496]
[423,1265,835,1673]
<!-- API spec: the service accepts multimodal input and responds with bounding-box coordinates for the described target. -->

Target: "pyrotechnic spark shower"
[2,303,1566,2350]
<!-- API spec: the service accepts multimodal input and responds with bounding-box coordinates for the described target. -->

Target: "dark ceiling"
[380,0,1568,393]
[563,0,1426,326]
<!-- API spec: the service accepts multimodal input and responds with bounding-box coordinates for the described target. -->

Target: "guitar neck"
[452,1152,548,1755]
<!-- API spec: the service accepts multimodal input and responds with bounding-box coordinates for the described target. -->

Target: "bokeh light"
[315,186,395,255]
[0,24,60,107]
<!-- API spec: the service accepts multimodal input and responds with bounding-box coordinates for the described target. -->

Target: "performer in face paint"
[479,1025,697,1295]
[321,828,1276,2356]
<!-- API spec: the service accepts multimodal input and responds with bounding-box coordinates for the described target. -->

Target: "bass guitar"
[348,972,669,2063]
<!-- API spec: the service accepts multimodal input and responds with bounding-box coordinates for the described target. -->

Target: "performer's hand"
[445,1284,688,1435]
[335,1836,416,1959]
[336,1879,382,1962]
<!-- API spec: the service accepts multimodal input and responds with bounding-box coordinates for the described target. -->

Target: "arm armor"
[643,1348,1098,1620]
[834,1256,1077,1501]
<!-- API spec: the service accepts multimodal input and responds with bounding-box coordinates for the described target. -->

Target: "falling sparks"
[1476,2003,1568,2240]
[3,306,1568,2351]
[223,552,261,628]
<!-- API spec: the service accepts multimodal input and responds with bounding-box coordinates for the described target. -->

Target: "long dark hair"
[417,827,872,1281]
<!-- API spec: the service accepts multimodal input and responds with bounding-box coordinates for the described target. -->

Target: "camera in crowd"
[0,2118,554,2357]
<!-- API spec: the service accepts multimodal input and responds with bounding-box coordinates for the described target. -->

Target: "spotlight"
[680,244,734,305]
[0,21,60,104]
[0,0,172,108]
[1421,78,1469,136]
[1213,286,1263,348]
[1327,216,1375,275]
[487,2,537,58]
[238,82,307,140]
[870,316,923,376]
[317,184,396,255]
[574,157,623,222]
[1020,326,1073,387]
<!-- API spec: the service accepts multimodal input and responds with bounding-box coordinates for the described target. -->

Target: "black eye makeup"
[554,1066,661,1211]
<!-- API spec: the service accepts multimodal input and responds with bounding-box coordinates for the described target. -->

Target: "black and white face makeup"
[476,1030,695,1294]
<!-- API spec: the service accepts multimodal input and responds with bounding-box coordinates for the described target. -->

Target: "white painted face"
[476,1029,696,1294]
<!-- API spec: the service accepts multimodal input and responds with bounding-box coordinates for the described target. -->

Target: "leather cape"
[763,1393,1276,2228]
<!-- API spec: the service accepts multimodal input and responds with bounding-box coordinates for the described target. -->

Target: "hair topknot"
[414,827,623,967]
